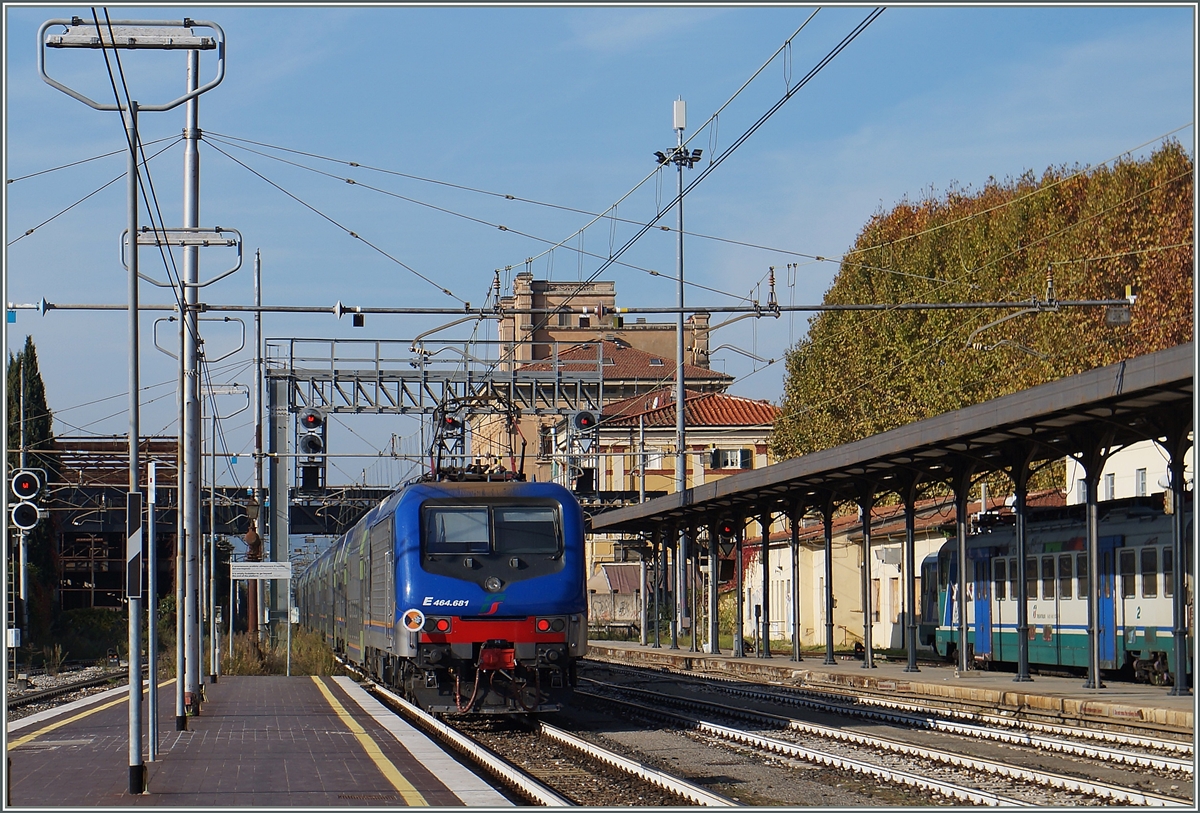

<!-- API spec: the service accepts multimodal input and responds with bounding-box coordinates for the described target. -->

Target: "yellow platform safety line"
[310,676,428,806]
[6,677,173,750]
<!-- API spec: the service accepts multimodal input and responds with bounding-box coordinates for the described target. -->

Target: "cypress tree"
[7,336,59,640]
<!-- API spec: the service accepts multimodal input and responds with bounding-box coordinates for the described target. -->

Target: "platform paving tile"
[7,675,503,807]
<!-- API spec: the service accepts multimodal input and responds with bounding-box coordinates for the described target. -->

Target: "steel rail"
[578,689,1030,807]
[583,683,1191,807]
[366,681,572,807]
[6,669,137,710]
[794,683,1195,756]
[538,720,737,807]
[592,659,1194,757]
[644,672,1194,773]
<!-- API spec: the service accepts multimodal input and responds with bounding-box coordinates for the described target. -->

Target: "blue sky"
[3,3,1195,490]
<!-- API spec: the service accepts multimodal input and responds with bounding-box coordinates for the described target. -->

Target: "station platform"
[587,640,1195,736]
[6,675,510,807]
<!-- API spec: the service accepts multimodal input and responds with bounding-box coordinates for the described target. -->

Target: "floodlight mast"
[657,98,702,649]
[38,17,225,796]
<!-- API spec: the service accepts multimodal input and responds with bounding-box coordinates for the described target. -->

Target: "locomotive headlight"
[484,576,503,592]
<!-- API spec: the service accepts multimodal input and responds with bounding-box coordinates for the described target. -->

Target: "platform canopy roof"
[589,343,1194,534]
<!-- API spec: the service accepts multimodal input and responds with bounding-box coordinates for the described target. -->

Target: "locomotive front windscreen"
[426,508,490,554]
[422,503,562,557]
[494,507,559,554]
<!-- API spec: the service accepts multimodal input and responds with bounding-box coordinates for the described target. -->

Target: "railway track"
[365,679,735,806]
[581,675,1192,807]
[6,667,130,718]
[587,657,1194,755]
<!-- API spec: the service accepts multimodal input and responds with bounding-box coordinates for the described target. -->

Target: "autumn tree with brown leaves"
[772,142,1193,461]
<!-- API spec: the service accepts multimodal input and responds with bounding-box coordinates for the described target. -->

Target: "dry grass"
[221,627,345,677]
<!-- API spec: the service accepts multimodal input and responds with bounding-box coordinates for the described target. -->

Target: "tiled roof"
[519,340,731,384]
[602,386,779,428]
[586,563,643,594]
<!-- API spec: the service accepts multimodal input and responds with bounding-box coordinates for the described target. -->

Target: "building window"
[1077,480,1087,503]
[710,448,752,469]
[644,449,666,470]
[1104,473,1115,501]
[578,316,591,329]
[1135,468,1147,497]
[557,310,571,327]
[890,577,900,624]
[872,578,881,622]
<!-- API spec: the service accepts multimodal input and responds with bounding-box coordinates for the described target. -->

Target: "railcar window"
[1119,549,1136,598]
[1058,554,1073,599]
[425,508,490,554]
[994,559,1006,601]
[1077,555,1088,597]
[1041,556,1055,600]
[920,562,939,624]
[494,507,560,555]
[1163,548,1173,597]
[1025,558,1037,602]
[1009,558,1018,601]
[1141,547,1158,598]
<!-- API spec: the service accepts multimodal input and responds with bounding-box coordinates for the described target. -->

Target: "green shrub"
[53,608,127,661]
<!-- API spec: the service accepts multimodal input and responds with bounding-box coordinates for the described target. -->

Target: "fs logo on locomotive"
[402,609,425,631]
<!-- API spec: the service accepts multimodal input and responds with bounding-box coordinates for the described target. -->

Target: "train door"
[1097,535,1122,668]
[971,555,992,659]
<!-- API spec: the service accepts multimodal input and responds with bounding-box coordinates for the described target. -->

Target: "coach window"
[1077,555,1088,597]
[1025,558,1038,602]
[1163,548,1173,597]
[994,559,1007,601]
[1119,549,1136,599]
[1058,554,1073,599]
[1041,556,1055,600]
[1141,547,1158,598]
[1009,558,1018,601]
[424,507,490,555]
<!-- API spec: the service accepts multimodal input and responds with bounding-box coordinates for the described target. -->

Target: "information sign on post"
[229,562,293,674]
[230,562,292,580]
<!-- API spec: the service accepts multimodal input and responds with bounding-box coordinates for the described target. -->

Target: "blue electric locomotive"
[918,497,1192,685]
[296,479,587,713]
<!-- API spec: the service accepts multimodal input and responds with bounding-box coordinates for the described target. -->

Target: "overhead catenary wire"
[7,137,183,247]
[201,131,757,303]
[488,8,886,375]
[90,7,199,349]
[5,134,178,184]
[202,139,465,304]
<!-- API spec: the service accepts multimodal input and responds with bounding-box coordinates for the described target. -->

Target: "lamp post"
[38,17,224,794]
[655,99,702,643]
